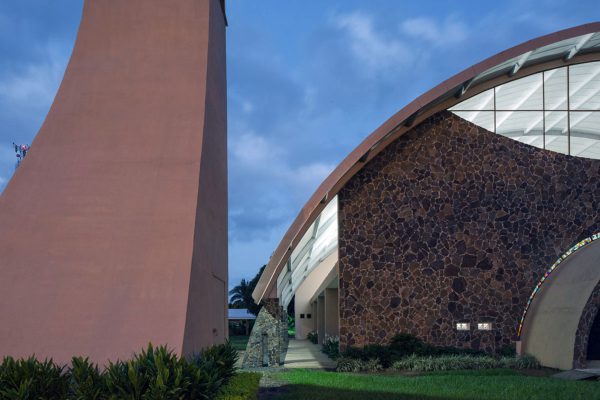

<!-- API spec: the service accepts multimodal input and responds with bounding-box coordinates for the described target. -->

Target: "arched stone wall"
[520,239,600,369]
[337,110,600,356]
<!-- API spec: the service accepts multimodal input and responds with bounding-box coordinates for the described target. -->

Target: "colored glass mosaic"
[517,233,600,338]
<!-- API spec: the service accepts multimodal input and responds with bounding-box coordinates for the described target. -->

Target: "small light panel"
[477,322,492,331]
[456,322,470,331]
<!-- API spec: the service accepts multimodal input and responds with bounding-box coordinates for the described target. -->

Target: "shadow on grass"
[261,383,482,400]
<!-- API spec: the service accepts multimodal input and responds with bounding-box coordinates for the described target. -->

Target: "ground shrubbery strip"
[336,354,541,373]
[0,342,238,400]
[216,372,261,400]
[334,333,540,373]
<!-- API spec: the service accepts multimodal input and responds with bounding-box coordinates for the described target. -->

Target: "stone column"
[242,299,288,368]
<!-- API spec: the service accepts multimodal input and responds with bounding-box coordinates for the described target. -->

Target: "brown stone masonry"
[338,110,600,353]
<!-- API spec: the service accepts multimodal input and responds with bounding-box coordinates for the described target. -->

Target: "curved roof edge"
[253,22,600,304]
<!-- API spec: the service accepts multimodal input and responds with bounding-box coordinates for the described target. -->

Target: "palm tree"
[229,265,265,315]
[229,279,251,308]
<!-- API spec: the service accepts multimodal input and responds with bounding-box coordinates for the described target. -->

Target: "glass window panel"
[452,111,494,132]
[569,61,600,111]
[449,89,494,111]
[570,112,600,159]
[544,67,567,110]
[496,73,543,110]
[576,141,600,160]
[545,111,568,155]
[496,111,544,149]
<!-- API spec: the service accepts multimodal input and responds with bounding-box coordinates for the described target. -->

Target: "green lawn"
[229,335,250,351]
[273,369,600,400]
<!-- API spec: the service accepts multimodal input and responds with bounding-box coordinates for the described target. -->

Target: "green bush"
[321,336,340,360]
[197,342,238,382]
[216,372,261,400]
[391,354,541,372]
[307,331,318,344]
[498,344,517,357]
[335,357,364,373]
[500,354,540,369]
[104,345,190,400]
[0,343,238,400]
[362,358,384,372]
[0,356,69,399]
[392,355,499,372]
[335,357,383,373]
[342,344,392,367]
[68,357,107,400]
[389,333,425,359]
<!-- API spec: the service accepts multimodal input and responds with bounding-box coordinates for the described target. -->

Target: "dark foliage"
[342,333,489,367]
[68,357,106,400]
[229,265,266,316]
[0,342,238,400]
[0,356,69,399]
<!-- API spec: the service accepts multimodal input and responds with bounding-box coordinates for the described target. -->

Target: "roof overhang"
[252,22,600,304]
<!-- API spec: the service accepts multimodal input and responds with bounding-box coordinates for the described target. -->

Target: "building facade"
[253,23,600,370]
[0,0,228,364]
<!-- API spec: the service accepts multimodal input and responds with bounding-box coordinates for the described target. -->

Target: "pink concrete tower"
[0,0,227,364]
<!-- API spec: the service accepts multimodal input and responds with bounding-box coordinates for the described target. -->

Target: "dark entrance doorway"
[587,312,600,360]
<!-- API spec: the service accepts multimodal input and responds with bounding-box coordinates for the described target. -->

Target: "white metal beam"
[510,51,533,76]
[565,33,594,61]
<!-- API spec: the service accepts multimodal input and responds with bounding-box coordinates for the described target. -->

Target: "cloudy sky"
[0,1,597,290]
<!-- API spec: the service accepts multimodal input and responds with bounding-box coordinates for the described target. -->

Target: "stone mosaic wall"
[242,300,288,368]
[338,110,600,353]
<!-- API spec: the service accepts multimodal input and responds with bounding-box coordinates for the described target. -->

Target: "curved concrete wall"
[522,240,600,370]
[0,0,227,364]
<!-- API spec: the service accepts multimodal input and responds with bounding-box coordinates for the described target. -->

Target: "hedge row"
[0,343,237,400]
[392,354,541,372]
[340,333,494,368]
[336,354,540,373]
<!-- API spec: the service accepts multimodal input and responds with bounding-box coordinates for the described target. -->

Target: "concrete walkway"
[283,339,336,369]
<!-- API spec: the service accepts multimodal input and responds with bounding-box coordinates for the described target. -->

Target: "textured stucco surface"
[338,110,600,353]
[0,0,227,364]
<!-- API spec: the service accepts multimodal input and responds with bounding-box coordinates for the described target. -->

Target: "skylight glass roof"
[276,197,338,307]
[450,61,600,159]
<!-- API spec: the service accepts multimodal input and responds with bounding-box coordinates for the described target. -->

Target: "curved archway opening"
[520,238,600,370]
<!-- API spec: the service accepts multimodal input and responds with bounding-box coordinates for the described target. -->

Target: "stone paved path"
[283,339,336,369]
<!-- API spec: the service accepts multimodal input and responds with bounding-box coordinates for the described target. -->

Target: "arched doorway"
[520,236,600,370]
[587,312,600,361]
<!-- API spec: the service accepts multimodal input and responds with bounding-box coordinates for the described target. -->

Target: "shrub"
[362,358,383,372]
[0,356,69,399]
[307,331,318,344]
[336,357,363,373]
[392,355,500,372]
[0,343,238,400]
[197,342,238,382]
[389,333,425,359]
[321,336,340,360]
[500,354,540,369]
[498,344,517,357]
[68,357,107,400]
[104,345,189,400]
[216,372,261,400]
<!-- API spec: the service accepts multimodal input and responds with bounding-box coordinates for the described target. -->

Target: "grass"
[216,372,261,400]
[273,369,600,400]
[229,335,250,351]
